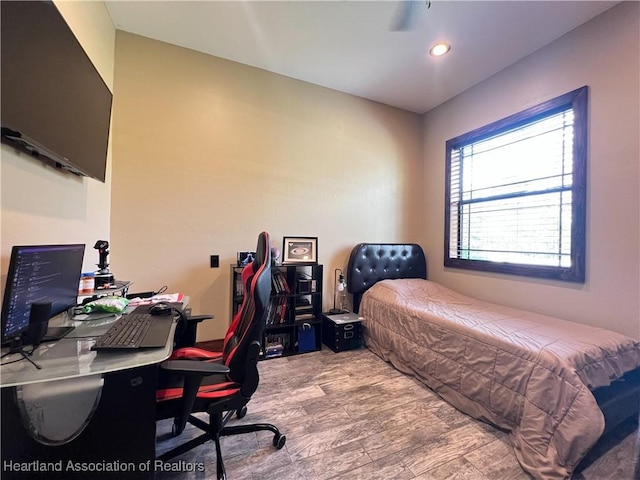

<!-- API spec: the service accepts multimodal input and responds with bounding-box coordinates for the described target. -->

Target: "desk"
[1,313,177,479]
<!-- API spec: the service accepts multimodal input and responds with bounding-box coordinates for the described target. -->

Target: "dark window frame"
[444,86,588,282]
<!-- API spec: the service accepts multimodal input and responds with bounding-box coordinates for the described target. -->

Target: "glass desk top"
[0,313,176,388]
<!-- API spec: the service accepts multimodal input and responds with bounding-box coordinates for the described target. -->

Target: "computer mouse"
[149,303,173,316]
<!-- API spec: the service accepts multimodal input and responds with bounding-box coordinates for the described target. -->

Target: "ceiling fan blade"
[389,0,431,32]
[389,0,419,31]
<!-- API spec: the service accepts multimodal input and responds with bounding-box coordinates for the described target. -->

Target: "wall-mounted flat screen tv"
[1,1,112,183]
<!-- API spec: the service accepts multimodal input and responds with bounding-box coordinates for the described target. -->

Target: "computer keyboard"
[92,314,153,350]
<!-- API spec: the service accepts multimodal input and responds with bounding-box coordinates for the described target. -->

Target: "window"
[445,86,587,282]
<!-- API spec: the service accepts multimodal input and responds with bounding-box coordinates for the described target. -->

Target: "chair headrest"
[254,231,270,267]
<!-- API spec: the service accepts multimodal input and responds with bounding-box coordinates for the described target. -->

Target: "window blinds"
[448,110,575,267]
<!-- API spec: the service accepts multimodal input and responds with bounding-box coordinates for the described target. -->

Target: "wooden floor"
[156,347,639,480]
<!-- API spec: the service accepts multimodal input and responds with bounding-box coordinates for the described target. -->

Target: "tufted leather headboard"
[346,243,427,313]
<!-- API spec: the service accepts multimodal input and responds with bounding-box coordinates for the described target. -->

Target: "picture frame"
[282,237,318,264]
[237,251,256,267]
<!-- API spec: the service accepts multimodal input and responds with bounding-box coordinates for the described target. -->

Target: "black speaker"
[26,302,51,347]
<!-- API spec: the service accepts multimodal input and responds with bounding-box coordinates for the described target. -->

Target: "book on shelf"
[267,296,289,324]
[295,312,316,322]
[278,296,288,323]
[234,276,244,297]
[295,306,313,315]
[271,270,290,294]
[264,343,284,358]
[266,297,277,324]
[270,275,279,294]
[265,333,291,353]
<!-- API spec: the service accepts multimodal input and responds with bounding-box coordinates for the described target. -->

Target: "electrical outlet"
[210,255,219,268]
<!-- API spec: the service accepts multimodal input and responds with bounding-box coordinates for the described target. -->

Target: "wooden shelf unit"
[231,263,323,359]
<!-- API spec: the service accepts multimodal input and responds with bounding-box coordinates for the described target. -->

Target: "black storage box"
[322,312,362,353]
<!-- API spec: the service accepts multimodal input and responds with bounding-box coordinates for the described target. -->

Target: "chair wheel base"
[273,433,286,449]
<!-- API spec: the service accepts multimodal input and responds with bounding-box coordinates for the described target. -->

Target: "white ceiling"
[105,1,618,114]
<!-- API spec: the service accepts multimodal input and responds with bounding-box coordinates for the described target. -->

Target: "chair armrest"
[170,347,223,361]
[161,359,229,376]
[174,314,214,350]
[158,359,229,435]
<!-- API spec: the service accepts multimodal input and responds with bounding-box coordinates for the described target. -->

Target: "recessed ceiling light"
[429,42,451,57]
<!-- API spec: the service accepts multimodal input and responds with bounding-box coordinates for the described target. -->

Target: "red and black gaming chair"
[156,231,285,480]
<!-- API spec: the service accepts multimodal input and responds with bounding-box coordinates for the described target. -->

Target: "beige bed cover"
[361,279,640,479]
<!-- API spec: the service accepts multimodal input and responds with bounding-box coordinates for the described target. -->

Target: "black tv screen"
[1,1,112,182]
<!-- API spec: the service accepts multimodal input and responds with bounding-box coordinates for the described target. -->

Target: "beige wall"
[3,2,637,343]
[423,2,640,339]
[1,2,115,284]
[111,32,425,340]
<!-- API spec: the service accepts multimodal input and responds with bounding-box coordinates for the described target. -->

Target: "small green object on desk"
[83,296,129,314]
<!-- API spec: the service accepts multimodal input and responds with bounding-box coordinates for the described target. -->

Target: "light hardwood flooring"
[156,347,639,480]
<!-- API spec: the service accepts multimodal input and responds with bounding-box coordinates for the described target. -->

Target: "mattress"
[360,278,640,480]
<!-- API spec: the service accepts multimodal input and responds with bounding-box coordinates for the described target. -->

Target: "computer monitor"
[1,244,85,344]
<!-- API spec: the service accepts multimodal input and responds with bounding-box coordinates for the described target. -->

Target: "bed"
[346,243,640,480]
